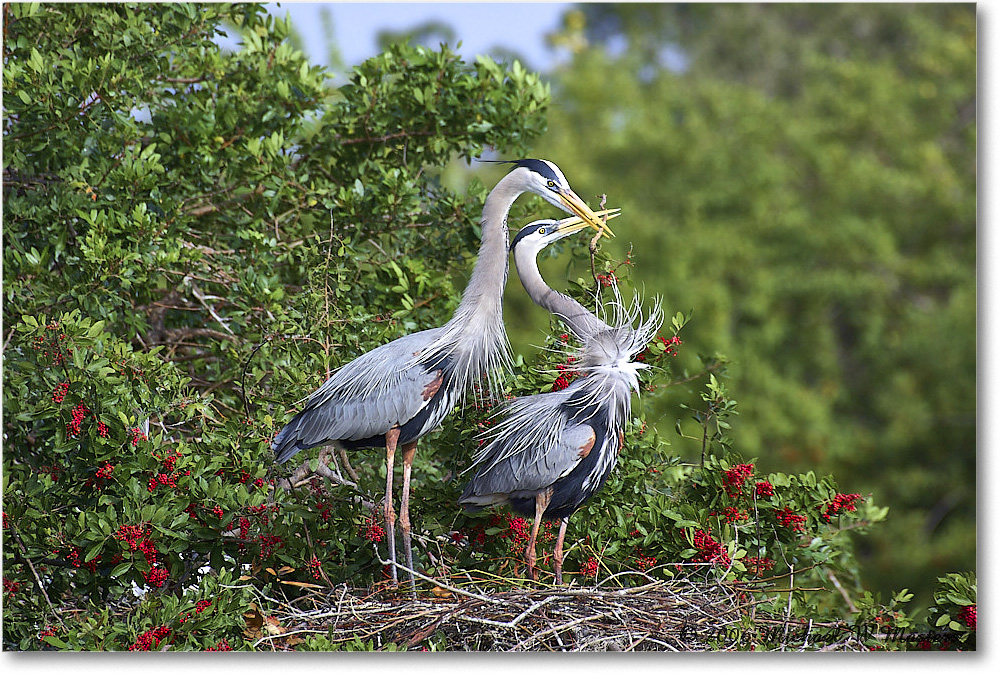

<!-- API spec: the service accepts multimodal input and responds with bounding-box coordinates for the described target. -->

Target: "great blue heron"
[272,159,613,588]
[459,214,661,583]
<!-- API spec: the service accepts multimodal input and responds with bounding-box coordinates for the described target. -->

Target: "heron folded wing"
[274,330,446,455]
[466,419,597,497]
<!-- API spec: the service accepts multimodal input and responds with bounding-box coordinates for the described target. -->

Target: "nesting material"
[253,575,868,651]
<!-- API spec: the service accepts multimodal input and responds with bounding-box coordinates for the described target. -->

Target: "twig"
[372,549,502,606]
[826,569,857,613]
[9,524,65,628]
[337,446,360,483]
[186,276,235,336]
[511,610,614,651]
[589,193,608,290]
[313,448,359,490]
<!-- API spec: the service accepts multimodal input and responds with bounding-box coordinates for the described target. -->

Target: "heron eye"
[546,180,556,188]
[538,227,546,235]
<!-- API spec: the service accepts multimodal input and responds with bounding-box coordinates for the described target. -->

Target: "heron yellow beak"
[558,189,617,238]
[552,208,622,237]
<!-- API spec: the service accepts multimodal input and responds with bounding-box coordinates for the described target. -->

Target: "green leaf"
[43,636,69,649]
[110,562,132,578]
[84,541,103,563]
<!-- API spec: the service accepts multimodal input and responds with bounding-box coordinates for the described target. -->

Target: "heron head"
[487,159,616,239]
[510,209,621,254]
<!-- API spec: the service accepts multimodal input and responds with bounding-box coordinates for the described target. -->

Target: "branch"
[8,523,65,628]
[186,277,236,336]
[589,193,609,289]
[334,129,434,146]
[161,327,237,343]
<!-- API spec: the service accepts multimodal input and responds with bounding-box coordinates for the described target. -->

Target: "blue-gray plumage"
[272,159,613,590]
[459,213,661,583]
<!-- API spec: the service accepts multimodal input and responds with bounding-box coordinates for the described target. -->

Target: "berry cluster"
[501,514,530,550]
[714,506,748,524]
[359,517,385,542]
[635,554,657,572]
[115,523,152,551]
[722,463,754,497]
[128,625,171,651]
[85,462,115,491]
[658,335,683,357]
[743,556,775,576]
[147,449,190,493]
[4,576,20,598]
[130,427,147,447]
[754,480,774,499]
[66,402,91,437]
[552,358,580,392]
[206,640,233,651]
[818,492,862,523]
[144,567,169,588]
[30,322,70,365]
[692,529,730,566]
[958,604,976,631]
[256,534,284,561]
[114,522,163,583]
[51,381,69,403]
[595,271,617,287]
[775,506,807,532]
[237,516,252,539]
[307,556,322,580]
[195,599,212,613]
[581,556,599,578]
[63,546,81,568]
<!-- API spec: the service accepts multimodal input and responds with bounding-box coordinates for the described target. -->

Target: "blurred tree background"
[517,3,974,604]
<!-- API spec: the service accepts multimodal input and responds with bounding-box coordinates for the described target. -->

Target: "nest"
[248,573,869,652]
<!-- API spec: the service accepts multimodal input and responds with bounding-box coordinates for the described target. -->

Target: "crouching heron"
[272,159,613,590]
[459,212,661,583]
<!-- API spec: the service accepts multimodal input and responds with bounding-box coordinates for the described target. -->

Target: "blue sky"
[266,2,573,74]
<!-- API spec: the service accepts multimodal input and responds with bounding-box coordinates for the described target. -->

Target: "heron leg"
[399,440,418,595]
[553,517,569,585]
[527,489,553,582]
[384,428,400,584]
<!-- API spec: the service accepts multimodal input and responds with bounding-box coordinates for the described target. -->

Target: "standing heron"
[459,213,661,583]
[272,159,613,588]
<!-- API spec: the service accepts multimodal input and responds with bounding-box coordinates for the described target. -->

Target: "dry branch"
[254,577,869,652]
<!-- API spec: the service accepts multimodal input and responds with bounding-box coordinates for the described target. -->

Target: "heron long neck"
[452,176,521,323]
[422,172,528,398]
[513,245,610,340]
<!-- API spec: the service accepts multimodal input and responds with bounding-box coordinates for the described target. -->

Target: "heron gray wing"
[504,421,597,492]
[465,411,597,497]
[286,328,446,445]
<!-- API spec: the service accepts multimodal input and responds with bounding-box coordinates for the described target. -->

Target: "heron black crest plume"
[478,158,566,184]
